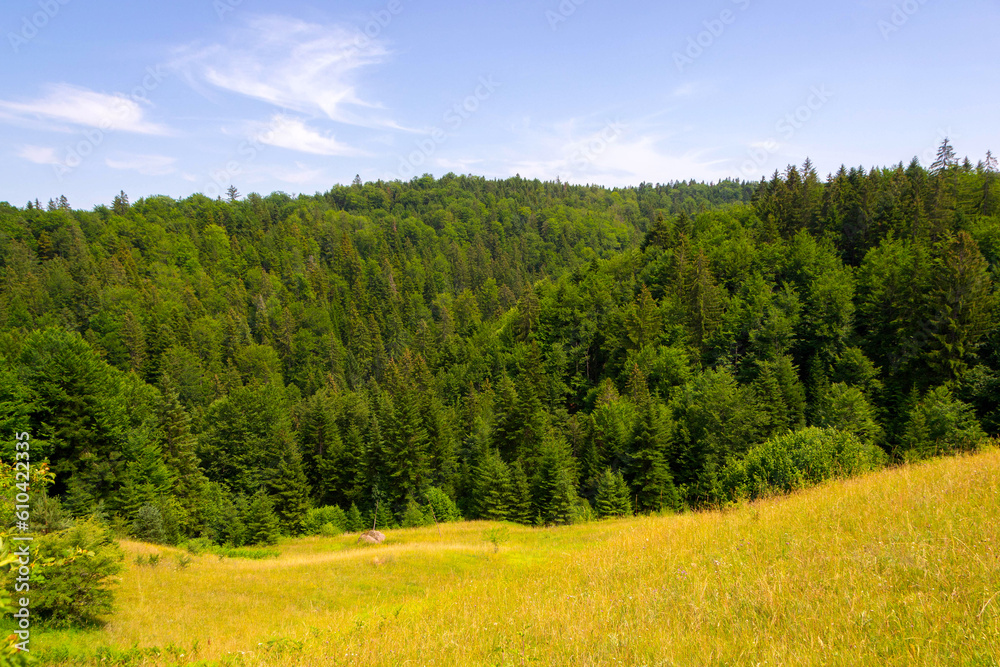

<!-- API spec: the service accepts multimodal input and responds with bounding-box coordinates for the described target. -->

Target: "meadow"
[36,447,1000,666]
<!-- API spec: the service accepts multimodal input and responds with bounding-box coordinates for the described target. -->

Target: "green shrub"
[29,518,124,626]
[900,386,986,460]
[721,427,887,502]
[210,546,280,560]
[482,526,510,553]
[424,487,462,522]
[132,503,166,543]
[346,503,365,532]
[303,505,348,535]
[401,497,431,528]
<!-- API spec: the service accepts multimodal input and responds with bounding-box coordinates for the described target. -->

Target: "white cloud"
[255,115,365,157]
[175,15,401,130]
[269,162,327,185]
[16,145,61,165]
[0,84,170,135]
[492,119,729,186]
[105,153,177,176]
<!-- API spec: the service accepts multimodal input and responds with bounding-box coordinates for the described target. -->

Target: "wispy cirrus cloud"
[173,14,402,131]
[253,115,367,157]
[0,84,171,135]
[16,145,61,165]
[105,153,177,176]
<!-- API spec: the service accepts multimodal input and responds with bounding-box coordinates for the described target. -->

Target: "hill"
[35,446,1000,666]
[1,155,998,540]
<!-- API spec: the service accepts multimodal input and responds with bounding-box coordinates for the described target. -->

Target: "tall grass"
[33,447,1000,665]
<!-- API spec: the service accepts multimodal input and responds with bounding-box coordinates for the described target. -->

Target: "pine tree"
[243,491,280,545]
[400,496,429,528]
[506,460,533,525]
[595,468,632,518]
[346,502,365,532]
[267,451,311,535]
[474,449,511,520]
[121,311,146,374]
[925,232,998,383]
[112,190,130,215]
[630,400,678,512]
[531,436,577,525]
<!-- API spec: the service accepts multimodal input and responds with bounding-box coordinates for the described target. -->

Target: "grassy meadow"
[34,448,1000,666]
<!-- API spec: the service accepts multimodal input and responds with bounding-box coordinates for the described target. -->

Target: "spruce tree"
[531,436,577,525]
[346,502,365,532]
[474,449,511,520]
[243,491,280,546]
[595,468,632,518]
[506,460,534,525]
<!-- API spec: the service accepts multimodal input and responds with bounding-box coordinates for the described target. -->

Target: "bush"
[132,503,166,543]
[303,505,348,535]
[424,487,462,522]
[400,497,431,528]
[721,427,887,502]
[29,518,124,626]
[900,386,986,460]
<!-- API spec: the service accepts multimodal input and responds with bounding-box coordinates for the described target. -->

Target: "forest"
[1,140,997,546]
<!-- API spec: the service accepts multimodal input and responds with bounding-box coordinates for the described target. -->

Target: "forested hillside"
[1,143,997,544]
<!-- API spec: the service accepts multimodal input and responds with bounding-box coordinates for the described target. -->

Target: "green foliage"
[595,468,632,518]
[482,525,510,553]
[400,497,431,528]
[0,164,998,533]
[243,491,281,546]
[899,386,986,460]
[132,503,166,543]
[346,503,365,532]
[423,486,462,522]
[29,518,124,626]
[721,427,887,502]
[303,506,348,536]
[812,382,883,444]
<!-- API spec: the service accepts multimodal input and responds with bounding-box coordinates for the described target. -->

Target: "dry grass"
[36,447,1000,666]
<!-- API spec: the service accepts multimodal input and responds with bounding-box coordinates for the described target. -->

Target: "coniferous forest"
[2,142,998,545]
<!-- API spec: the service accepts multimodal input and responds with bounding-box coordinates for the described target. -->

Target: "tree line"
[0,143,996,544]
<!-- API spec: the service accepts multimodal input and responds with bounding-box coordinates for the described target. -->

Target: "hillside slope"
[38,446,1000,666]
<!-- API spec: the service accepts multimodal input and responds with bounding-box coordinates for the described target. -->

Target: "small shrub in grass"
[721,427,887,501]
[211,546,280,560]
[183,537,214,555]
[483,525,510,553]
[29,518,124,626]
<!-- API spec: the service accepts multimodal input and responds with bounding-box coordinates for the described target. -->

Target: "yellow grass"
[37,448,1000,666]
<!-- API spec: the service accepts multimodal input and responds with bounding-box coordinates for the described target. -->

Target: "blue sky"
[1,0,997,209]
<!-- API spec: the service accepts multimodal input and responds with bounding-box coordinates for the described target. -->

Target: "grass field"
[34,448,1000,666]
